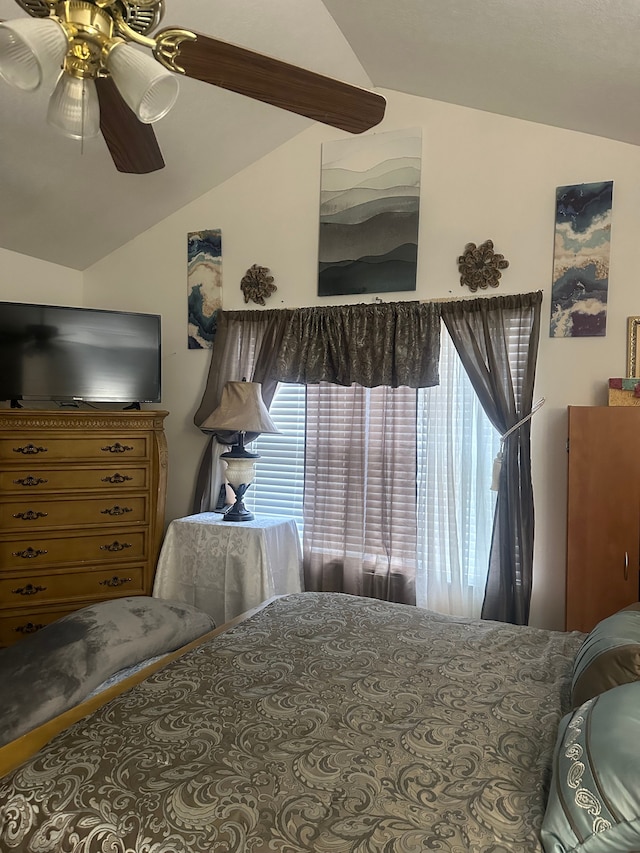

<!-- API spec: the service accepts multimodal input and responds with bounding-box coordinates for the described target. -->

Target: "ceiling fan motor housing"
[14,0,164,37]
[34,1,168,81]
[58,2,114,79]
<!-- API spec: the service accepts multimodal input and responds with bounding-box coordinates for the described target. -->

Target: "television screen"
[0,302,161,404]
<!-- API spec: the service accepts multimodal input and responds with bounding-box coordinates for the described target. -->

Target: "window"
[249,327,500,617]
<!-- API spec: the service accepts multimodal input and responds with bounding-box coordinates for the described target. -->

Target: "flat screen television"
[0,302,161,405]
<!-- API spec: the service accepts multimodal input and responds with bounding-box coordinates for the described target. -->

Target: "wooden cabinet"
[566,406,640,632]
[0,410,168,646]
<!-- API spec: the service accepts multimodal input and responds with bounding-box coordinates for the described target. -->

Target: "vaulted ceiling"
[1,0,638,270]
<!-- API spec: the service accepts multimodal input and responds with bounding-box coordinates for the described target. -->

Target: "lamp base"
[222,482,254,522]
[223,500,254,522]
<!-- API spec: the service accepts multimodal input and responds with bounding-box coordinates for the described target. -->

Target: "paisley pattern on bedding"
[0,593,583,853]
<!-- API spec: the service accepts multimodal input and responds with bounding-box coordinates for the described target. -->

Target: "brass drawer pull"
[12,583,47,596]
[99,576,133,588]
[100,506,133,516]
[15,622,44,634]
[99,541,133,552]
[12,547,48,559]
[101,443,134,454]
[101,473,133,484]
[13,476,48,487]
[12,444,48,455]
[12,510,48,521]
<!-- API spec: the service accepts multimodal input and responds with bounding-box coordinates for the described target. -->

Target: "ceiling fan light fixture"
[107,42,178,123]
[47,72,100,140]
[0,17,67,91]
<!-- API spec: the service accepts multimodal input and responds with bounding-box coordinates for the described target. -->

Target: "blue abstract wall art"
[188,229,222,349]
[318,128,421,297]
[550,181,613,338]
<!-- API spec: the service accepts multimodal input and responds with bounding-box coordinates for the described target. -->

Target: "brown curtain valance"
[275,301,441,388]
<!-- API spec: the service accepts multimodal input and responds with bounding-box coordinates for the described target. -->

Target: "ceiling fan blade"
[168,31,386,134]
[95,76,165,174]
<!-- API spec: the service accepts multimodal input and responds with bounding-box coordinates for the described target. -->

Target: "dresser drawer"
[0,605,78,647]
[0,494,148,531]
[0,566,145,608]
[0,465,149,494]
[0,435,150,462]
[0,592,148,647]
[0,529,148,570]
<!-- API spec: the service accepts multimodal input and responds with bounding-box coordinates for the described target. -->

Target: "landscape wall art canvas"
[318,128,421,297]
[550,181,613,338]
[187,229,222,349]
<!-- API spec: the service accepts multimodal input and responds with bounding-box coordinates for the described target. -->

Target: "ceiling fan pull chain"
[81,77,85,153]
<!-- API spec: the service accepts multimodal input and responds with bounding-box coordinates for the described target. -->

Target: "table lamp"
[200,380,280,522]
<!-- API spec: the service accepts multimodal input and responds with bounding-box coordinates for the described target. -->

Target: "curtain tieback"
[490,398,546,491]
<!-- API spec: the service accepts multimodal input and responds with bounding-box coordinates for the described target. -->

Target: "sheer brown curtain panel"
[440,292,542,625]
[192,309,287,513]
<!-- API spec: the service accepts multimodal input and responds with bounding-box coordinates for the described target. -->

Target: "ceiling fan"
[0,0,386,174]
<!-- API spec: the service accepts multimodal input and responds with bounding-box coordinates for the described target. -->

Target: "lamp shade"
[107,43,179,123]
[200,381,280,435]
[47,73,100,139]
[0,17,67,91]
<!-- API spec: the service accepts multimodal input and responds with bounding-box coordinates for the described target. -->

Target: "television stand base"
[10,399,23,409]
[123,402,141,411]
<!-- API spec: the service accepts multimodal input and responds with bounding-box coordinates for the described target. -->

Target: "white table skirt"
[152,512,303,625]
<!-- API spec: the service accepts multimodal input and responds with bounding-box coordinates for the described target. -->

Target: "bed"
[1,591,638,853]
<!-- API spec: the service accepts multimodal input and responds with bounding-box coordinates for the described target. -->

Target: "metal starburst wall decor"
[240,264,277,305]
[458,240,509,292]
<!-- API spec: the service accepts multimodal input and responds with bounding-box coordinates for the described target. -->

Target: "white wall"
[0,248,83,305]
[14,88,640,630]
[0,247,84,408]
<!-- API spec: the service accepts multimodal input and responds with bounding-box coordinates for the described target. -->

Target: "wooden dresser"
[0,409,168,647]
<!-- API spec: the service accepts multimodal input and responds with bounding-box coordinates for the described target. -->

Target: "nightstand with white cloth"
[152,512,303,625]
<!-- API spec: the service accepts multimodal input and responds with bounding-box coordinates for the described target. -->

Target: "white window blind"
[303,382,419,569]
[248,383,306,532]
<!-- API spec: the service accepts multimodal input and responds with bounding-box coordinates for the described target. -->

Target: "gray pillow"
[571,605,640,707]
[0,596,215,747]
[541,681,640,852]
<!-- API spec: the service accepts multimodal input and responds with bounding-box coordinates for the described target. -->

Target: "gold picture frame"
[627,316,640,377]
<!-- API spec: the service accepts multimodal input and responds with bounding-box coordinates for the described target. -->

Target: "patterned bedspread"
[0,592,583,853]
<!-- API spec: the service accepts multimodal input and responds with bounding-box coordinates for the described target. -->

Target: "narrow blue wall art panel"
[188,228,222,349]
[550,181,613,338]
